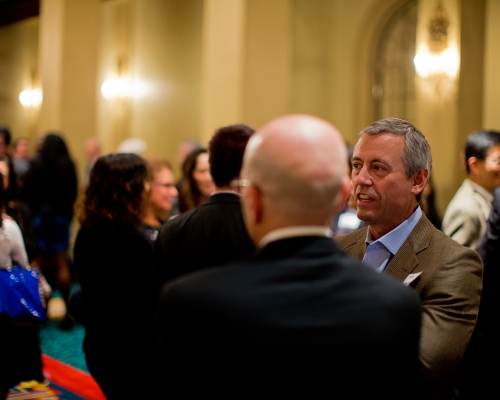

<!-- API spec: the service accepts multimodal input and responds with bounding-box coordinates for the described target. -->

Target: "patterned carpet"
[8,354,105,400]
[7,296,105,399]
[39,311,88,372]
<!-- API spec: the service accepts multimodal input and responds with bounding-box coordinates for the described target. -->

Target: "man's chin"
[355,210,372,225]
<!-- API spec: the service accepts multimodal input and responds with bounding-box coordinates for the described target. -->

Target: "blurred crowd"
[0,118,498,400]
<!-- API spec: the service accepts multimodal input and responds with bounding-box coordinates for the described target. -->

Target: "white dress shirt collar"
[258,226,333,248]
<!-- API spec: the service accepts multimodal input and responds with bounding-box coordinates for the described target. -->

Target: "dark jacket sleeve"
[477,187,500,337]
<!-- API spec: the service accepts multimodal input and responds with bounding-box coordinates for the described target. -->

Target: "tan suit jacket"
[336,215,483,399]
[442,179,492,250]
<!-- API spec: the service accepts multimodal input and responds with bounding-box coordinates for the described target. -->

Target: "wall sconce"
[414,1,459,79]
[101,78,133,99]
[19,88,43,107]
[101,56,140,99]
[19,69,42,108]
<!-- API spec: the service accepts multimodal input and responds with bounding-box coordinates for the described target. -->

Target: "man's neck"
[467,176,492,194]
[258,225,332,248]
[215,185,232,191]
[368,205,420,240]
[213,185,238,194]
[142,208,162,228]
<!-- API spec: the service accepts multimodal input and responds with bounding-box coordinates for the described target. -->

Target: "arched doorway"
[372,0,418,122]
[354,0,418,132]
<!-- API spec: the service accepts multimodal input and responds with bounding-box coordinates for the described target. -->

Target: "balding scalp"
[241,114,347,221]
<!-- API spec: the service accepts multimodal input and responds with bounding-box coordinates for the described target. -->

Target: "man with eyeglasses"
[442,129,500,250]
[156,114,422,398]
[450,131,500,399]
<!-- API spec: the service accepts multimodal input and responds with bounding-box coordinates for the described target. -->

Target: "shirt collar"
[365,206,422,255]
[259,226,333,248]
[211,190,240,196]
[467,178,494,204]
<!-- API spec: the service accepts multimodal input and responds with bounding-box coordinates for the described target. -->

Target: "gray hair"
[361,118,432,177]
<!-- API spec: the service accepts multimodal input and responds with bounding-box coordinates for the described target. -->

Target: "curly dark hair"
[78,153,149,230]
[177,148,208,213]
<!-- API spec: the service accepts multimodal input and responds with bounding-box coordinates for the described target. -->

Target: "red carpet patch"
[41,354,105,400]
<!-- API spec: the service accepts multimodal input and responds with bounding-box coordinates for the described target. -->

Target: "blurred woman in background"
[74,153,155,398]
[0,172,45,400]
[177,148,215,213]
[140,158,178,244]
[0,156,38,260]
[24,133,78,330]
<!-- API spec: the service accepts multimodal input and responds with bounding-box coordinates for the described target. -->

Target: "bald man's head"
[240,114,349,241]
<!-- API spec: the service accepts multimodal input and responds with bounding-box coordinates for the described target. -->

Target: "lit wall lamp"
[19,69,42,108]
[101,78,133,99]
[101,56,139,99]
[414,1,459,79]
[19,88,43,107]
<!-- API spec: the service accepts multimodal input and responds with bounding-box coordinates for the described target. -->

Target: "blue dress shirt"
[363,207,422,273]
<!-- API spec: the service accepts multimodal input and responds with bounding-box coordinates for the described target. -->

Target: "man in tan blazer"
[442,130,500,250]
[336,118,483,400]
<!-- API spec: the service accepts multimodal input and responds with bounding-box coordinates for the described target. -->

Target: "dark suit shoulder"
[158,236,421,398]
[159,206,199,235]
[335,227,368,261]
[154,193,254,286]
[163,236,420,313]
[159,193,243,238]
[204,192,242,204]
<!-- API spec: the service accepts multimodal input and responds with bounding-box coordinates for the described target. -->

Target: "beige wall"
[37,0,99,182]
[132,0,203,163]
[96,0,133,157]
[243,0,292,129]
[97,0,204,177]
[0,0,499,212]
[0,17,39,147]
[483,0,500,130]
[330,0,375,143]
[242,0,376,142]
[414,0,462,214]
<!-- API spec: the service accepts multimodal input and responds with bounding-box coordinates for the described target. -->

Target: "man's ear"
[246,184,264,224]
[411,168,429,196]
[468,157,480,176]
[332,176,351,214]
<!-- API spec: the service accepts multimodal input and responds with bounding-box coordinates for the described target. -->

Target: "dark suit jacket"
[477,186,500,338]
[459,188,500,399]
[157,236,422,398]
[336,215,483,399]
[154,192,255,289]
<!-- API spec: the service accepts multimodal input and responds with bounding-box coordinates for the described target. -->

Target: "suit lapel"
[336,228,368,260]
[385,215,433,282]
[337,215,434,283]
[384,241,419,281]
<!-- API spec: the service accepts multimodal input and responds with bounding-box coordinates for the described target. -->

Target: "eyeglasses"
[230,179,251,192]
[154,182,176,188]
[485,158,500,166]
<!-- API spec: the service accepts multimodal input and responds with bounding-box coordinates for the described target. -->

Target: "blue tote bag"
[0,266,46,323]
